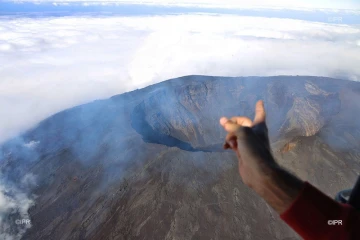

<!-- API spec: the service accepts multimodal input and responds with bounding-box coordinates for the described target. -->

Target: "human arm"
[219,100,360,239]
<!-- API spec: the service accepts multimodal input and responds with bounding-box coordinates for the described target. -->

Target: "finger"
[224,134,243,166]
[230,116,253,127]
[253,100,266,126]
[225,134,238,149]
[225,133,237,144]
[220,116,252,127]
[223,139,237,150]
[221,118,238,149]
[219,117,229,126]
[222,120,241,133]
[223,127,252,149]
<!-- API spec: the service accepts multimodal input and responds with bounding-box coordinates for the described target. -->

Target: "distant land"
[0,2,358,24]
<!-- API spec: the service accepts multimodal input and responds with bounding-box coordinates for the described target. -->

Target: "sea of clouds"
[1,14,359,145]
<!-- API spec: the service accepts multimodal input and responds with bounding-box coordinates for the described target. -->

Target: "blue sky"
[1,0,360,9]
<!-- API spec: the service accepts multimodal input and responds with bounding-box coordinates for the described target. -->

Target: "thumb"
[253,100,266,126]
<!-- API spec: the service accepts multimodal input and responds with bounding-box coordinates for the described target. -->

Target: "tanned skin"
[219,100,304,214]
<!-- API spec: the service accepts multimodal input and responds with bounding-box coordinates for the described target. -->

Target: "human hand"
[220,100,304,214]
[219,100,278,192]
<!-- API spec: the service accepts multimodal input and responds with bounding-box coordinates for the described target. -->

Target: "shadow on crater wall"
[131,101,225,153]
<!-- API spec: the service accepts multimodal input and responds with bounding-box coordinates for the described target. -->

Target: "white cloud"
[0,14,360,145]
[0,173,36,240]
[23,141,40,149]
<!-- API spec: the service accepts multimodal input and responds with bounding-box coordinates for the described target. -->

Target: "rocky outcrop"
[1,76,360,240]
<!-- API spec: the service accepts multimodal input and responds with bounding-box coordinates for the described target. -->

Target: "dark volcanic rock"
[1,75,360,240]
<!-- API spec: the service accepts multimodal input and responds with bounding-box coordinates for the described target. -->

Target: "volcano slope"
[1,76,360,240]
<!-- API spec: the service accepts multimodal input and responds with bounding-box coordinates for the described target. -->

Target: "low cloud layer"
[0,14,360,144]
